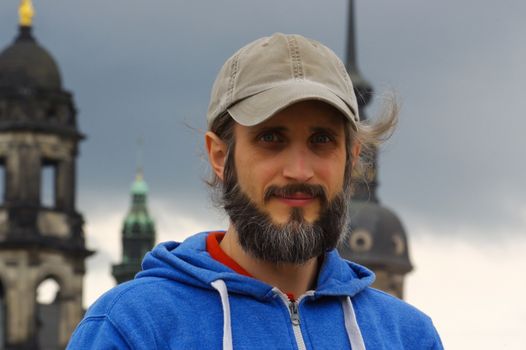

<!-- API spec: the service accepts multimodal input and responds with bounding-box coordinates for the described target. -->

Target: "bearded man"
[68,33,443,349]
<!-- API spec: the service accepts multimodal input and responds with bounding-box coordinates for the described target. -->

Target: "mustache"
[264,183,328,205]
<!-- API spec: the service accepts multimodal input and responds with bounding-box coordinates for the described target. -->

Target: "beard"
[222,175,351,265]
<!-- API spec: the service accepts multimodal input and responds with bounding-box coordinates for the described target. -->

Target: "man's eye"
[259,132,281,143]
[311,133,333,144]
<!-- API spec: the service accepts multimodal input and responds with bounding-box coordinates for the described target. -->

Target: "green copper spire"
[122,173,154,233]
[130,174,148,196]
[112,150,156,284]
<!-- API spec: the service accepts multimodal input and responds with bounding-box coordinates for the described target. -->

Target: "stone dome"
[0,26,62,90]
[339,201,413,274]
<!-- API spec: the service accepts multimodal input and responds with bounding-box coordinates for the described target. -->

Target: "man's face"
[216,100,358,264]
[233,100,348,224]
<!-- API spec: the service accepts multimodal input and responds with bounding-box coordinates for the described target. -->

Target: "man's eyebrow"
[310,124,344,137]
[247,125,288,136]
[310,126,341,135]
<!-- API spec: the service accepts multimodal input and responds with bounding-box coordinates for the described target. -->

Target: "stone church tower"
[338,0,413,299]
[112,169,155,284]
[0,2,92,348]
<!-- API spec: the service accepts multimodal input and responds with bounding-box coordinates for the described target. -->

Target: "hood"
[136,231,375,300]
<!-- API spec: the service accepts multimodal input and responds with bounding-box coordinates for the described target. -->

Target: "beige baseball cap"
[207,33,359,130]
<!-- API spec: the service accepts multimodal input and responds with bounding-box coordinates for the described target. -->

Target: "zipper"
[289,301,300,326]
[274,288,314,350]
[288,299,306,350]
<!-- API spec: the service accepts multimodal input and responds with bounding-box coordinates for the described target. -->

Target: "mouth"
[275,192,316,207]
[264,184,328,208]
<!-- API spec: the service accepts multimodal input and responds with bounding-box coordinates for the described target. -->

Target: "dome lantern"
[0,0,62,91]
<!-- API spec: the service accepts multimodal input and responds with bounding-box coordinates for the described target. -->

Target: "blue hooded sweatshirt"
[67,232,443,349]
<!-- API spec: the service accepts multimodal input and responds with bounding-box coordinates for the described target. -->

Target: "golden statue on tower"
[19,0,34,27]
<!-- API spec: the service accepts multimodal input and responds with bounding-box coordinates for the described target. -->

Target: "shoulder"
[67,314,131,349]
[355,287,436,326]
[85,275,206,321]
[70,277,202,348]
[359,287,428,317]
[69,278,169,344]
[354,288,443,349]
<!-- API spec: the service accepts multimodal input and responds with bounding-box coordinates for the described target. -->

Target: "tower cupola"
[113,167,156,284]
[338,0,413,299]
[0,0,61,91]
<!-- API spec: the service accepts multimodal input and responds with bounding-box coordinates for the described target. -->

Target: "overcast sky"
[1,1,525,348]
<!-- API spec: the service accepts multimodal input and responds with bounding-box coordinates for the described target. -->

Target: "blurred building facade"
[337,0,413,299]
[0,2,91,349]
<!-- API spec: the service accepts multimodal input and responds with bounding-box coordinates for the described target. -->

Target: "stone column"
[5,141,41,204]
[5,255,36,345]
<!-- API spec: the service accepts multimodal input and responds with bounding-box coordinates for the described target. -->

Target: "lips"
[277,192,316,207]
[264,184,328,206]
[283,192,314,200]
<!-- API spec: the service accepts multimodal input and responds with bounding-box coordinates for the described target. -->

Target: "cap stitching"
[227,51,242,106]
[287,36,304,80]
[336,59,358,121]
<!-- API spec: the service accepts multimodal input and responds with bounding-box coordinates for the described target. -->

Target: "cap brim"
[227,80,358,129]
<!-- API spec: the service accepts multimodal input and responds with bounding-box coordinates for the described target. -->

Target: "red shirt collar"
[206,231,252,278]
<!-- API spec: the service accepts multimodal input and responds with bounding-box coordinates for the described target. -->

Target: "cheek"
[316,156,346,195]
[234,150,278,202]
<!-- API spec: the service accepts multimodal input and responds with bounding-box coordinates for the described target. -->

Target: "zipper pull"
[289,301,300,326]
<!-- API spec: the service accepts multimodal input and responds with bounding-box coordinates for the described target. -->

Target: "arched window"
[36,277,61,349]
[41,159,57,208]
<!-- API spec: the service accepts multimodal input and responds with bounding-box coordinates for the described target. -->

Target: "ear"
[350,141,361,167]
[205,131,227,181]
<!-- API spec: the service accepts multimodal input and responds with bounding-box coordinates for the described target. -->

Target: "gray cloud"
[1,0,525,240]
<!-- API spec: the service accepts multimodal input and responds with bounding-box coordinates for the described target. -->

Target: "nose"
[282,146,314,183]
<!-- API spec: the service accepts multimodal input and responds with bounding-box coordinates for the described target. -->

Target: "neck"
[220,224,320,297]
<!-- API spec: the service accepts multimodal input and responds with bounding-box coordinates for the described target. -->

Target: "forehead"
[248,100,346,130]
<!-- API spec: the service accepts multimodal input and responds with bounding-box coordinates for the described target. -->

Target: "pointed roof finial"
[136,137,144,180]
[346,0,373,112]
[19,0,34,27]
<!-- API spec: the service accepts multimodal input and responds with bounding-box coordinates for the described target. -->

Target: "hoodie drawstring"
[342,296,366,350]
[211,279,364,350]
[211,279,233,350]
